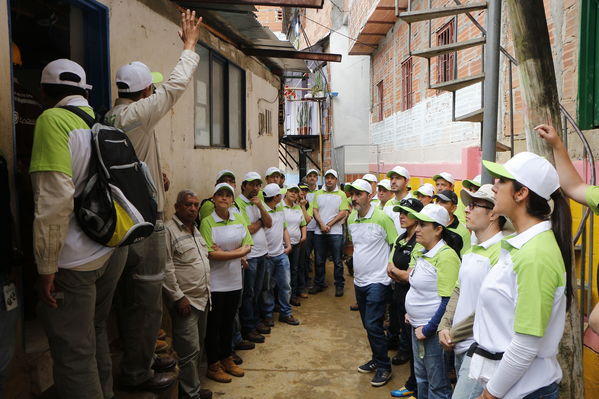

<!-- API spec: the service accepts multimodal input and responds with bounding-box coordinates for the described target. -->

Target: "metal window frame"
[194,42,247,150]
[578,0,599,129]
[376,80,384,121]
[436,18,456,83]
[401,57,413,111]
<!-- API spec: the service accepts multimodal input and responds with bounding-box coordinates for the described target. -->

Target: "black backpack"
[62,106,157,247]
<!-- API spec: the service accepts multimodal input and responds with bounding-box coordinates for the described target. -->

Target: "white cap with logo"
[432,172,456,185]
[483,152,560,201]
[213,182,235,195]
[408,203,450,227]
[41,59,93,90]
[413,183,435,197]
[265,167,283,177]
[387,166,410,180]
[362,173,378,183]
[306,168,319,176]
[116,61,164,93]
[242,171,262,183]
[216,170,235,181]
[263,183,283,198]
[343,179,372,194]
[324,169,338,178]
[377,179,392,191]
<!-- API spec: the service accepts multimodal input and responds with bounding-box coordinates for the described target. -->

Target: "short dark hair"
[42,83,87,103]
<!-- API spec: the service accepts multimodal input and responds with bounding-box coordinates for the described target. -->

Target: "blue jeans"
[314,233,344,288]
[288,244,302,297]
[240,256,266,333]
[411,328,452,399]
[262,254,292,318]
[354,283,391,371]
[452,352,483,399]
[522,382,559,399]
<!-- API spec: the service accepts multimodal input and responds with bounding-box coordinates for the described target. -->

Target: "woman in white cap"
[200,183,253,383]
[468,152,572,399]
[413,183,435,206]
[404,204,461,399]
[283,185,308,305]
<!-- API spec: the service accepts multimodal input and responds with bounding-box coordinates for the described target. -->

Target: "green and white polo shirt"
[235,194,268,258]
[472,221,565,398]
[383,193,413,236]
[313,188,350,235]
[452,231,503,354]
[199,211,253,292]
[348,206,397,287]
[29,98,113,269]
[199,198,240,221]
[405,239,460,327]
[306,187,319,232]
[586,185,599,215]
[283,203,307,245]
[263,203,288,256]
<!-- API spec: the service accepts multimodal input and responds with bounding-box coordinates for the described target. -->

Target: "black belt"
[466,342,504,361]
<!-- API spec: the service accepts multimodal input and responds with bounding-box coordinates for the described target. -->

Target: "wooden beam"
[243,48,342,62]
[360,32,386,37]
[367,20,395,25]
[174,0,324,9]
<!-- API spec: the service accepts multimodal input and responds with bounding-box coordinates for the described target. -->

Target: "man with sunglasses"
[104,10,203,392]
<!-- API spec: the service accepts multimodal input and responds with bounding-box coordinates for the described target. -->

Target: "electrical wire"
[302,14,378,50]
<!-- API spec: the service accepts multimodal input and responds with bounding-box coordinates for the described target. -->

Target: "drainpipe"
[481,0,502,184]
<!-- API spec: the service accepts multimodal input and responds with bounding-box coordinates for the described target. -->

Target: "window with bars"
[436,20,456,83]
[401,58,413,111]
[276,9,283,20]
[376,80,384,122]
[194,43,246,149]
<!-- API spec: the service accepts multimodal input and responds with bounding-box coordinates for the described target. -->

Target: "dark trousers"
[355,283,391,370]
[205,290,242,364]
[302,231,315,287]
[393,283,412,354]
[314,233,344,288]
[240,256,266,334]
[288,243,302,297]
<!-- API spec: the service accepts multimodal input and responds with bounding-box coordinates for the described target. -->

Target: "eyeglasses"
[466,202,494,210]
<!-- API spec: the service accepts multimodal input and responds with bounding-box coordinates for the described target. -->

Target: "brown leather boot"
[222,356,245,377]
[206,362,232,383]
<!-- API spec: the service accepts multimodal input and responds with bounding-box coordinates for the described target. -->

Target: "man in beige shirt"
[163,190,212,399]
[104,10,203,391]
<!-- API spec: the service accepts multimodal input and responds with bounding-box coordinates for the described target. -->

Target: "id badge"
[3,283,18,311]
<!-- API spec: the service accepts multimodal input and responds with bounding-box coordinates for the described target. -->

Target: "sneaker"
[357,360,377,374]
[244,331,265,343]
[278,315,300,325]
[256,323,271,335]
[391,351,411,365]
[371,368,392,387]
[335,286,344,297]
[390,386,415,397]
[263,317,275,327]
[234,339,255,351]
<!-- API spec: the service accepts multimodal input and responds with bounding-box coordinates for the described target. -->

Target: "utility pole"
[505,1,583,398]
[480,0,502,185]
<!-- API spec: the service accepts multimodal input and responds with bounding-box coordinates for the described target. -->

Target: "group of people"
[4,4,599,399]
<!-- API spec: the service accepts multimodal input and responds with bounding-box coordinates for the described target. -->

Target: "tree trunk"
[504,1,584,398]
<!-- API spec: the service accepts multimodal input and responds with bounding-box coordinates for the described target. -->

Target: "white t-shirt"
[283,203,306,245]
[348,206,398,287]
[306,188,318,232]
[313,188,350,235]
[263,203,287,257]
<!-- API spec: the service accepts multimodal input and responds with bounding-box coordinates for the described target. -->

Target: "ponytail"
[432,222,462,259]
[513,181,573,309]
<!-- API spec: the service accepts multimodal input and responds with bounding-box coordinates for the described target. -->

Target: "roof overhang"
[348,0,407,55]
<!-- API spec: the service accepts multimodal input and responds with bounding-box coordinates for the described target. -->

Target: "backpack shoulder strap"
[61,105,96,128]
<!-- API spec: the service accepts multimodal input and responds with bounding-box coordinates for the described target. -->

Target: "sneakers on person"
[207,362,232,383]
[278,315,300,325]
[370,368,392,387]
[231,352,243,365]
[391,351,411,365]
[244,331,265,343]
[256,323,271,335]
[263,317,275,327]
[335,286,344,297]
[234,339,255,351]
[357,360,377,373]
[390,386,415,397]
[290,297,301,306]
[221,356,245,377]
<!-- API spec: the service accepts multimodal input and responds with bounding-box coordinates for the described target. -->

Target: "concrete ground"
[203,263,410,399]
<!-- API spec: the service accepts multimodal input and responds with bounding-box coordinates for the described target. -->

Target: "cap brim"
[482,160,515,180]
[393,205,416,214]
[214,186,234,195]
[408,210,436,223]
[433,194,451,202]
[386,171,406,178]
[343,184,367,193]
[151,72,163,84]
[244,178,263,184]
[219,172,235,179]
[463,179,481,189]
[459,188,475,207]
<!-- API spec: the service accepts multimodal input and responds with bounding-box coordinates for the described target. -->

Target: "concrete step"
[412,37,486,58]
[455,108,484,122]
[430,73,485,92]
[399,2,487,23]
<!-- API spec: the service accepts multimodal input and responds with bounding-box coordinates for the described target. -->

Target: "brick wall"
[255,5,284,34]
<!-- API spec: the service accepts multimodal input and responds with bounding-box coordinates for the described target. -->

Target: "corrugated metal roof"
[174,1,309,73]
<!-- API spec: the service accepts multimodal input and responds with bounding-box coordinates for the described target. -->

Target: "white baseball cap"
[343,179,372,194]
[460,184,496,207]
[216,170,235,181]
[116,61,163,93]
[242,171,262,183]
[362,173,378,183]
[377,179,391,191]
[407,203,450,227]
[286,184,300,192]
[432,172,455,185]
[324,169,338,179]
[463,174,482,190]
[306,168,319,176]
[41,59,92,90]
[265,166,283,177]
[387,166,410,180]
[213,182,235,195]
[483,152,559,200]
[413,183,435,197]
[263,183,282,198]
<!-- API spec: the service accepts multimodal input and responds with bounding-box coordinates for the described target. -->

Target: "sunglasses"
[466,202,494,210]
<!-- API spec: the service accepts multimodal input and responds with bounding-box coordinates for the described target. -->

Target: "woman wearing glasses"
[469,152,572,399]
